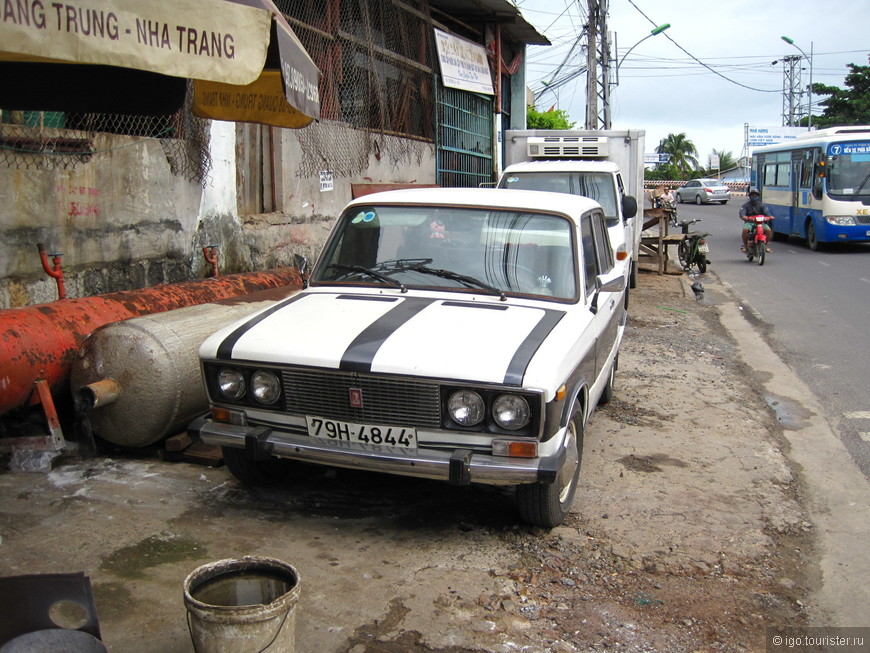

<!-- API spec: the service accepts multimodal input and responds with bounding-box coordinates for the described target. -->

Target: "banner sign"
[434,28,493,95]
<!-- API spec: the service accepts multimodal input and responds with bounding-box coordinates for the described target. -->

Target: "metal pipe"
[78,379,121,409]
[202,245,220,277]
[37,243,66,300]
[0,268,303,417]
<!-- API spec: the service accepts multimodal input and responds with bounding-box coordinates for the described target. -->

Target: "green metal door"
[436,85,493,188]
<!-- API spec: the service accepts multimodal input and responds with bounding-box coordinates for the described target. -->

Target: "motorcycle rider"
[739,188,773,253]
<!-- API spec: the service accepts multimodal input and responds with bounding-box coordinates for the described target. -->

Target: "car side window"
[580,211,613,299]
[590,211,614,274]
[580,216,597,299]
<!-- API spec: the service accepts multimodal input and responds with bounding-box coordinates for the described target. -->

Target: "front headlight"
[251,371,281,404]
[448,390,485,426]
[825,215,857,226]
[218,368,245,400]
[492,394,531,431]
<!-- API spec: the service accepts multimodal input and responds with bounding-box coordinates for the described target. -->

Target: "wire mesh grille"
[0,84,211,184]
[277,0,435,178]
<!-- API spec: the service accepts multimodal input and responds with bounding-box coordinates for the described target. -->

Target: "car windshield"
[312,205,578,299]
[499,172,618,221]
[827,142,870,197]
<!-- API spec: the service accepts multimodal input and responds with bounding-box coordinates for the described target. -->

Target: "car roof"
[501,160,620,174]
[692,178,726,185]
[345,187,604,223]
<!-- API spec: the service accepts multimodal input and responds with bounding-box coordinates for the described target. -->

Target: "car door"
[580,211,621,381]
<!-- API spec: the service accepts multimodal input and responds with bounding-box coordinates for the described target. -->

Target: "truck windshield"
[827,141,870,197]
[499,172,618,220]
[312,205,578,299]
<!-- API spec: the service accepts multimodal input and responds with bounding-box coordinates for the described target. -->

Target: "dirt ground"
[0,272,812,652]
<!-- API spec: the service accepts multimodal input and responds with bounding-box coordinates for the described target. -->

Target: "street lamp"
[781,35,813,128]
[615,24,671,85]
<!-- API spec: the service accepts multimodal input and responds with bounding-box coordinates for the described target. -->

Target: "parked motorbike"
[676,218,711,273]
[745,214,773,265]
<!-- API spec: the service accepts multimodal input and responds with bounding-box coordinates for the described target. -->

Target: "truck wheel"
[516,405,583,528]
[629,262,637,289]
[222,446,284,485]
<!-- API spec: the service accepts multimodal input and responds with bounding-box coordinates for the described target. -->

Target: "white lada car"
[189,188,626,527]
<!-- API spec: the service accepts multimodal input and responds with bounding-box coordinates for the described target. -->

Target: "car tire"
[599,357,617,405]
[806,220,823,251]
[676,193,683,203]
[695,195,702,205]
[516,404,583,528]
[222,446,285,485]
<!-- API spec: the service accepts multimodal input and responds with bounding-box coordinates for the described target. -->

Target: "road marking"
[844,411,870,419]
[818,261,831,267]
[860,278,870,286]
[860,433,870,443]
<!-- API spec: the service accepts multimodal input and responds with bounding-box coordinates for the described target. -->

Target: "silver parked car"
[676,178,730,205]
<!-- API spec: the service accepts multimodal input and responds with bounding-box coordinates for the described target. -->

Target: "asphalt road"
[669,196,870,478]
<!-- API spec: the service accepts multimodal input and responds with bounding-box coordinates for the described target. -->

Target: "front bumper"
[188,416,562,487]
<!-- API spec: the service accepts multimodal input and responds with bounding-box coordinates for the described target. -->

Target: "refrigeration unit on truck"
[498,130,645,290]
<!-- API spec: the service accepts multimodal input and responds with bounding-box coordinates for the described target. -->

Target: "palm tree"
[656,133,699,178]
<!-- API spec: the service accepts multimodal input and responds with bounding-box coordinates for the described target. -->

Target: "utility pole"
[585,0,611,129]
[781,54,803,126]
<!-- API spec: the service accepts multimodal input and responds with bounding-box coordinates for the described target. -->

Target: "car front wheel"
[695,195,703,205]
[676,193,683,203]
[222,446,286,485]
[516,405,583,528]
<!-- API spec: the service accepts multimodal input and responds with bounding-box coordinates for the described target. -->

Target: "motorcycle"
[675,218,711,273]
[745,214,773,266]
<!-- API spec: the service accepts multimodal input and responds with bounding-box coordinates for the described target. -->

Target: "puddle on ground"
[765,394,815,430]
[100,532,206,579]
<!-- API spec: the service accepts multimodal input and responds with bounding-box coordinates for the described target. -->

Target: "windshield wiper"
[851,170,870,199]
[400,262,506,301]
[326,264,407,292]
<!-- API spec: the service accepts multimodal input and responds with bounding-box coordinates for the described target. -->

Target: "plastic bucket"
[183,557,300,653]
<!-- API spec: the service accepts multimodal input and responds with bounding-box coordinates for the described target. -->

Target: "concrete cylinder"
[70,287,298,448]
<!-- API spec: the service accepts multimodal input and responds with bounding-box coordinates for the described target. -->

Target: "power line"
[624,0,779,93]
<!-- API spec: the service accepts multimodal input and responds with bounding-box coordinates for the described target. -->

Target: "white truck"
[498,129,646,290]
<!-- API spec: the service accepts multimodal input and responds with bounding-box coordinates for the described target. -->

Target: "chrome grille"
[282,369,442,427]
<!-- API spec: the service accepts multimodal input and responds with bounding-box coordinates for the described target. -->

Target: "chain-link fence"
[278,0,435,178]
[0,83,211,184]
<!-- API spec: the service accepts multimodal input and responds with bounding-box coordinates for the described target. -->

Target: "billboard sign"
[746,126,809,148]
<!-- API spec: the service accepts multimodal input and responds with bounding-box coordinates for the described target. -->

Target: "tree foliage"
[526,106,576,130]
[655,133,699,178]
[807,64,870,128]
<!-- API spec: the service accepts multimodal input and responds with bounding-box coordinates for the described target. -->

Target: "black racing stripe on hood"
[340,297,436,372]
[503,309,566,385]
[216,293,307,360]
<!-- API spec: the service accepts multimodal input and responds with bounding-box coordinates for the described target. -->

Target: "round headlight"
[447,390,485,427]
[218,368,245,400]
[492,394,531,431]
[251,370,281,404]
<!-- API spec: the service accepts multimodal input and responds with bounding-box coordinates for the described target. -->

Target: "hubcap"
[558,422,579,503]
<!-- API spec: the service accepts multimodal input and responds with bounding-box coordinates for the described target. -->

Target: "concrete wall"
[0,120,436,309]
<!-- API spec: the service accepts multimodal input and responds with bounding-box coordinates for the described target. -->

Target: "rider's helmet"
[748,187,760,197]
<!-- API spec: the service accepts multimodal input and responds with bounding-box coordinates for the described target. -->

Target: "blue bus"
[750,126,870,250]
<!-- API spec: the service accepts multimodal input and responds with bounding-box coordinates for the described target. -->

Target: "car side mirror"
[294,254,309,287]
[621,195,638,220]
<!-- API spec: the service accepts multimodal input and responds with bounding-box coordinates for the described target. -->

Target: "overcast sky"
[515,0,870,167]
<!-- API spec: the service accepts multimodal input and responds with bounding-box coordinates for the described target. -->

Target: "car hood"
[200,290,566,386]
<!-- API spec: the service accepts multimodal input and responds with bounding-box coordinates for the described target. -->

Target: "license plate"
[699,243,709,253]
[306,416,417,449]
